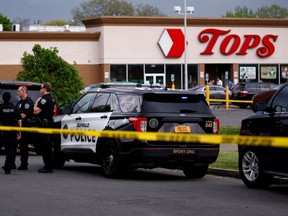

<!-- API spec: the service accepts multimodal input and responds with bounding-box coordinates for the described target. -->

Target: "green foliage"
[72,0,166,25]
[224,6,256,18]
[223,4,288,18]
[210,151,238,170]
[0,13,12,31]
[219,126,240,135]
[256,4,288,18]
[44,19,74,26]
[135,4,165,16]
[17,44,84,107]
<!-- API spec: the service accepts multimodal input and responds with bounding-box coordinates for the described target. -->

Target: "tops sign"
[199,28,278,58]
[159,28,278,59]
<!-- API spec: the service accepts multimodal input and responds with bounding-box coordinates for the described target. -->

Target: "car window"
[142,93,211,114]
[215,86,223,92]
[233,84,244,91]
[210,87,216,91]
[260,83,270,91]
[72,93,95,113]
[0,84,41,105]
[118,94,142,113]
[90,93,112,112]
[269,85,288,112]
[246,83,260,91]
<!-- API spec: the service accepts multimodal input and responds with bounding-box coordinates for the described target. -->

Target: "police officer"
[33,82,54,173]
[16,86,34,170]
[0,92,21,174]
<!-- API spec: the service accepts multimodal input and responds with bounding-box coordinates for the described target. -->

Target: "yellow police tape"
[0,125,287,148]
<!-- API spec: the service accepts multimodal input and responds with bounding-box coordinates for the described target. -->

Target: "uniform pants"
[2,133,17,171]
[19,132,30,167]
[39,133,53,170]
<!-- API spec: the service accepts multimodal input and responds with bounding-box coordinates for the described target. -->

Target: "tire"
[101,141,123,178]
[238,149,273,189]
[183,165,208,179]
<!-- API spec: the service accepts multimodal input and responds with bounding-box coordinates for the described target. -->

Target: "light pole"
[174,1,194,90]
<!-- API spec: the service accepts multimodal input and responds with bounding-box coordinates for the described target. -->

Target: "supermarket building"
[0,16,287,89]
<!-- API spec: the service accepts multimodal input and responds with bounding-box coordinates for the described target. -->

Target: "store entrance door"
[144,74,165,85]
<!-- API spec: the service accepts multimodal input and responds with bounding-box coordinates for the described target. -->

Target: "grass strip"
[210,126,240,170]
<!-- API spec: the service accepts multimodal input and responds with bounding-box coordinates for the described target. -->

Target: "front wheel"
[239,149,273,189]
[101,141,123,178]
[183,165,208,179]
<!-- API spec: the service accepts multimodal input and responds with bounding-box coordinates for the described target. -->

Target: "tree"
[256,4,288,18]
[223,6,256,18]
[17,44,84,106]
[223,4,288,18]
[135,4,165,16]
[0,13,12,31]
[71,0,165,25]
[13,17,31,31]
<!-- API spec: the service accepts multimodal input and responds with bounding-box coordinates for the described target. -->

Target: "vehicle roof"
[0,80,41,87]
[235,82,275,85]
[84,82,163,92]
[88,86,198,95]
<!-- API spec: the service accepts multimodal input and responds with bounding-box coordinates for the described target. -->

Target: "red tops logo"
[198,28,278,58]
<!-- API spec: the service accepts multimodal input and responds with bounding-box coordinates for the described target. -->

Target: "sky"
[0,0,287,23]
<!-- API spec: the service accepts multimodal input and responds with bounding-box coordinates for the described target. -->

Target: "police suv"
[239,82,288,188]
[53,86,220,178]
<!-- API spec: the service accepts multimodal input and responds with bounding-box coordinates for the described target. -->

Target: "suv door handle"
[101,115,108,119]
[75,116,82,120]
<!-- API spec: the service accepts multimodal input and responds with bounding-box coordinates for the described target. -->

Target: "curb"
[208,168,240,179]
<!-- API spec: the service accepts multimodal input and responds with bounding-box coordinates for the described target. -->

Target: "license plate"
[175,125,191,133]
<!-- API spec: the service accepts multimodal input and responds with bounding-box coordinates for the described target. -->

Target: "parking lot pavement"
[209,104,254,152]
[210,104,254,127]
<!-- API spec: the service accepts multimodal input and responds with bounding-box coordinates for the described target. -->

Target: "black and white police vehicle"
[239,82,288,188]
[53,86,220,178]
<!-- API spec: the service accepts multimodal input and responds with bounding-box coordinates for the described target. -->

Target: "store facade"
[0,16,287,89]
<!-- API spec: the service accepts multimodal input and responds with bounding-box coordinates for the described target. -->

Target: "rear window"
[233,84,245,91]
[246,83,260,91]
[0,83,41,105]
[142,93,211,113]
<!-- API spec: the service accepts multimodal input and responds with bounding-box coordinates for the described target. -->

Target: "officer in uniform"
[16,86,34,170]
[0,92,21,174]
[33,82,54,173]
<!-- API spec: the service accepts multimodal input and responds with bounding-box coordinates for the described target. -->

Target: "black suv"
[231,82,278,109]
[238,82,288,188]
[0,81,42,154]
[53,87,220,178]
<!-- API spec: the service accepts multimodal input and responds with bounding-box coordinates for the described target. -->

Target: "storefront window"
[188,64,198,88]
[110,65,126,82]
[128,65,144,83]
[239,65,258,82]
[180,64,198,89]
[166,64,181,89]
[145,64,164,73]
[280,65,288,83]
[260,65,277,83]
